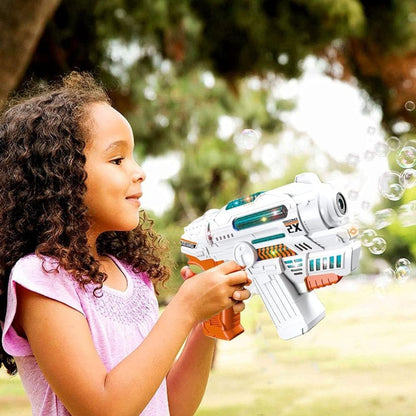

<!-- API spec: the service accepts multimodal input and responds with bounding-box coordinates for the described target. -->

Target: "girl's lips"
[126,193,142,206]
[126,193,142,200]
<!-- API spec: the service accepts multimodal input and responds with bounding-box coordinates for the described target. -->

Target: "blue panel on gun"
[233,205,288,231]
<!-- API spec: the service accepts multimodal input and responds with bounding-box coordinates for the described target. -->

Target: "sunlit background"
[2,1,416,415]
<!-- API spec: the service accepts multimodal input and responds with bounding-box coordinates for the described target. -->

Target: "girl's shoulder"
[10,253,83,306]
[13,253,59,273]
[12,253,71,285]
[3,254,84,358]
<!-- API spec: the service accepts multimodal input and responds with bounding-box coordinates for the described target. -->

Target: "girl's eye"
[110,158,124,165]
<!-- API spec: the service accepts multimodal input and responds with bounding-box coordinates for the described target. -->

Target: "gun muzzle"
[296,187,348,233]
[319,190,347,228]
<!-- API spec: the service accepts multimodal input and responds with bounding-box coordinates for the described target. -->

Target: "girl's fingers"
[180,266,195,280]
[232,301,246,314]
[232,288,251,301]
[215,260,243,274]
[226,270,251,286]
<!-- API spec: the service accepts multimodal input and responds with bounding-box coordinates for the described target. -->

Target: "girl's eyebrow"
[103,140,129,153]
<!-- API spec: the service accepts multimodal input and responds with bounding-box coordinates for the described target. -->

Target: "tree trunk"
[0,0,62,107]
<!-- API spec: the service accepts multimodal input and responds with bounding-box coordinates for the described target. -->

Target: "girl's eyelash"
[110,157,124,165]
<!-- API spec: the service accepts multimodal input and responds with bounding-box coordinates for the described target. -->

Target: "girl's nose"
[133,162,146,183]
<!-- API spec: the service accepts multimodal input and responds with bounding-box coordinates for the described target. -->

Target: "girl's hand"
[178,262,251,322]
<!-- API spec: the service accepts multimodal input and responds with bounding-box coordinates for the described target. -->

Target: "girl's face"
[83,102,146,239]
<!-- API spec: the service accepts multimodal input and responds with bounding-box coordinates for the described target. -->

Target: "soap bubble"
[395,258,411,268]
[374,208,395,229]
[400,168,416,188]
[347,190,359,201]
[405,100,416,111]
[374,141,389,157]
[396,145,416,168]
[360,229,377,247]
[378,171,405,201]
[346,153,360,168]
[409,199,416,210]
[361,200,371,211]
[382,267,396,280]
[364,150,375,161]
[374,268,395,297]
[235,129,260,150]
[397,203,416,227]
[394,258,413,283]
[368,237,387,255]
[387,136,401,151]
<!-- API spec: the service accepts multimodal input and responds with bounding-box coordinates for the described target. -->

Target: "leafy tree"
[3,0,416,285]
[0,0,62,106]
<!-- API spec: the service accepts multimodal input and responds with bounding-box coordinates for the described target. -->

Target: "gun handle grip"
[203,308,244,340]
[186,255,245,341]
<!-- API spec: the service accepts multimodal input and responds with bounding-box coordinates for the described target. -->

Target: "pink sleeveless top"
[2,254,169,415]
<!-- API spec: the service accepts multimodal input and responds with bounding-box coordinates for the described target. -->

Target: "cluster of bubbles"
[378,142,416,201]
[359,228,387,255]
[236,112,416,290]
[346,102,416,289]
[374,258,413,296]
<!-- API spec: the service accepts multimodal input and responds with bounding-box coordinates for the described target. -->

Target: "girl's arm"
[167,323,216,416]
[15,261,249,416]
[166,266,249,416]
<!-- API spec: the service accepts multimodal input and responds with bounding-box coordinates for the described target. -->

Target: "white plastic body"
[181,173,361,340]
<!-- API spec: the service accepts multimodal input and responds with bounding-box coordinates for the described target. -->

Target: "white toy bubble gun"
[180,172,361,340]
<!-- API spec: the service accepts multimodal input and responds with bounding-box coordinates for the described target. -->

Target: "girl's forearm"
[167,323,216,416]
[101,296,197,416]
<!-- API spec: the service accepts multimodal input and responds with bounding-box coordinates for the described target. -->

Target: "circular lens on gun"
[336,193,347,215]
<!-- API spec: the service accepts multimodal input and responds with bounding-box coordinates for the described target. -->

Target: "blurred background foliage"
[2,0,416,297]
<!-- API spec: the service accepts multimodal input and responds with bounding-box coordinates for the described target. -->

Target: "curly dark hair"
[0,72,170,375]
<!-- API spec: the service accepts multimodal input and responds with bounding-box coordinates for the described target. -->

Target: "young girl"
[0,72,251,416]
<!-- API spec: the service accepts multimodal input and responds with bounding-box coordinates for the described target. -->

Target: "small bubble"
[409,199,416,210]
[405,100,416,111]
[347,190,359,201]
[360,229,377,247]
[387,136,401,151]
[374,141,389,157]
[378,171,405,201]
[398,204,416,227]
[396,145,416,168]
[346,153,360,168]
[400,168,416,188]
[395,258,411,269]
[395,266,411,282]
[368,237,387,255]
[235,129,260,150]
[382,268,396,280]
[394,258,413,283]
[364,150,375,161]
[361,201,371,211]
[374,268,394,298]
[374,208,395,229]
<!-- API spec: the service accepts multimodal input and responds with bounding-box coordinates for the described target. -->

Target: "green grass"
[1,279,416,416]
[0,370,30,416]
[196,279,416,416]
